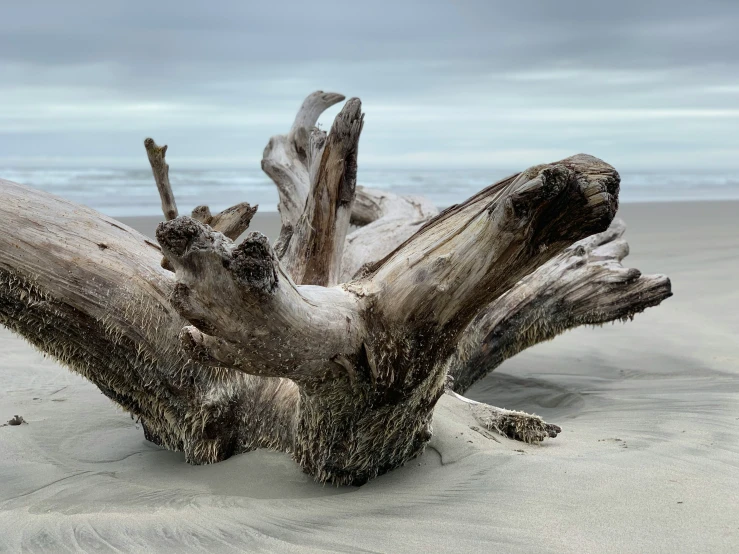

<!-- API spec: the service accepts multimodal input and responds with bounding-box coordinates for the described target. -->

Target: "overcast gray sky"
[1,0,737,170]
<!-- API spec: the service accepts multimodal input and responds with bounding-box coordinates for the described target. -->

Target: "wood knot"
[156,217,204,257]
[230,232,278,293]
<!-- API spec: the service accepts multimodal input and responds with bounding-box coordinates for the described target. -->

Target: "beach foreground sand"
[1,201,738,552]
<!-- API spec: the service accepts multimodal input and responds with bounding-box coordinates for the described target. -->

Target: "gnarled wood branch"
[341,187,438,281]
[209,202,259,240]
[144,137,178,221]
[190,203,260,238]
[282,98,364,286]
[262,91,346,228]
[351,186,439,226]
[447,218,673,393]
[156,217,364,379]
[146,139,258,271]
[347,155,619,391]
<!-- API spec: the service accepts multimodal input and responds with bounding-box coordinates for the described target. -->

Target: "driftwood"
[0,91,671,485]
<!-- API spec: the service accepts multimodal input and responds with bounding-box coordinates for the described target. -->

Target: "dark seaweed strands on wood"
[0,91,671,486]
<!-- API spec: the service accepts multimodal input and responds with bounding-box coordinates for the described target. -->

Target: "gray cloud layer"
[1,0,737,170]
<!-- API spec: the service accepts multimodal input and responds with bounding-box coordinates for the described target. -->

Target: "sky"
[1,0,738,171]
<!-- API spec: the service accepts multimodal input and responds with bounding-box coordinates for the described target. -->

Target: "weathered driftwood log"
[0,91,671,486]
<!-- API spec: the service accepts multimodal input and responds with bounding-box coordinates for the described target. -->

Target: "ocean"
[2,166,738,217]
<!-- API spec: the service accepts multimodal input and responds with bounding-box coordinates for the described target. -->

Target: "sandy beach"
[1,200,738,553]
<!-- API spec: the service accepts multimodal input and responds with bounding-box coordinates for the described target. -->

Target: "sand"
[1,201,738,552]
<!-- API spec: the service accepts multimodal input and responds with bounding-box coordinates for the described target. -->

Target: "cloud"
[0,0,737,170]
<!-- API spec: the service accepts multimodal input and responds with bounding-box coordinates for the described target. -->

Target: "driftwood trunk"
[0,92,671,485]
